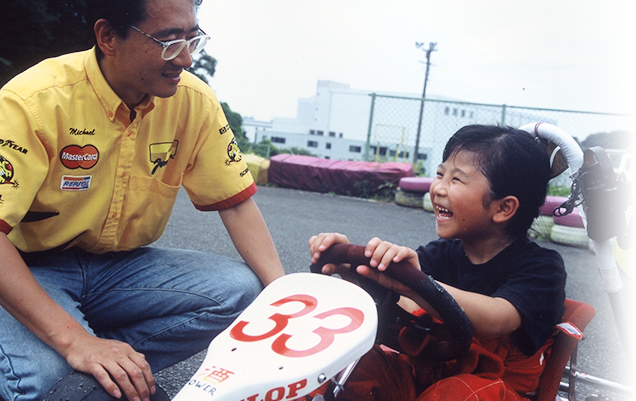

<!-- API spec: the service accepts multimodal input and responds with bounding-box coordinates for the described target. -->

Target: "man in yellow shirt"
[0,0,285,399]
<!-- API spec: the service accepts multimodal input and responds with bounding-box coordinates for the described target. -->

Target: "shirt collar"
[84,47,155,121]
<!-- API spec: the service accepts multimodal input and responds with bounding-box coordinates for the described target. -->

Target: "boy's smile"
[430,150,500,244]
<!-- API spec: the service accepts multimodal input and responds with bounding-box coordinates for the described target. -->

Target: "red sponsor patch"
[60,145,99,169]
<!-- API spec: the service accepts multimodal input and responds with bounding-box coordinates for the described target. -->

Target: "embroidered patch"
[60,175,92,191]
[219,124,231,135]
[60,145,99,169]
[0,155,19,188]
[225,137,242,165]
[149,140,179,174]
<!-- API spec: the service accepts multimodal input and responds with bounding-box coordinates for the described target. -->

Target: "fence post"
[365,93,376,161]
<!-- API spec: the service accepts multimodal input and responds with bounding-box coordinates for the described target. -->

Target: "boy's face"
[106,0,199,107]
[430,150,500,242]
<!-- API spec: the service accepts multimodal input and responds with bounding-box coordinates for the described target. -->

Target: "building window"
[370,146,387,157]
[309,130,315,135]
[461,110,466,117]
[444,106,450,115]
[308,141,318,148]
[453,108,458,116]
[339,133,344,138]
[329,131,336,137]
[326,143,332,149]
[417,153,428,161]
[271,136,286,144]
[317,130,324,136]
[349,145,362,153]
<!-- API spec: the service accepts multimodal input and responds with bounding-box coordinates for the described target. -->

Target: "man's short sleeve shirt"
[0,49,255,253]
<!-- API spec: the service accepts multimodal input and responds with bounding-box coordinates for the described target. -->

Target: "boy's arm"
[359,237,522,339]
[219,197,285,286]
[434,282,522,339]
[0,233,155,400]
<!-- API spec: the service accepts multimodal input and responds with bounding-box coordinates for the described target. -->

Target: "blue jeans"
[0,247,262,401]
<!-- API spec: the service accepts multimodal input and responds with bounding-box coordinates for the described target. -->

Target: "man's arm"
[219,197,285,286]
[0,233,155,400]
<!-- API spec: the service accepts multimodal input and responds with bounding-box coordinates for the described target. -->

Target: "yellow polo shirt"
[0,48,255,253]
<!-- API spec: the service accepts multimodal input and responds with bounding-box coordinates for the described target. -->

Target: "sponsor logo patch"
[225,137,242,165]
[219,124,231,135]
[149,140,179,174]
[60,175,92,191]
[0,155,19,188]
[60,145,99,169]
[0,138,28,154]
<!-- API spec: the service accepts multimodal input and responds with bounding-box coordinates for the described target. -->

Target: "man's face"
[109,0,199,107]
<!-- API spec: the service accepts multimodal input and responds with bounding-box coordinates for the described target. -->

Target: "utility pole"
[413,42,436,166]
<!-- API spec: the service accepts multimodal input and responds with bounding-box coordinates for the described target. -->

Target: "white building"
[242,80,553,174]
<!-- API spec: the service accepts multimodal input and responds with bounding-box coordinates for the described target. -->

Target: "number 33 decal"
[229,294,364,357]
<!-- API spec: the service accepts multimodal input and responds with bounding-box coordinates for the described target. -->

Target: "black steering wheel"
[310,243,473,361]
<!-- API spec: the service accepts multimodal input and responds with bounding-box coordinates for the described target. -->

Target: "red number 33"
[229,294,364,357]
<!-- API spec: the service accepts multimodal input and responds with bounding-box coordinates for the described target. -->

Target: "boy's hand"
[363,237,420,272]
[308,233,357,281]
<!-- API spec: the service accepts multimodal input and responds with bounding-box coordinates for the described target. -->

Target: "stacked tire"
[394,177,434,212]
[528,196,566,241]
[550,206,592,249]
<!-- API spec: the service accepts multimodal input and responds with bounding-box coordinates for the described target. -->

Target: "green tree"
[0,0,92,87]
[221,102,246,140]
[187,51,217,84]
[0,0,248,145]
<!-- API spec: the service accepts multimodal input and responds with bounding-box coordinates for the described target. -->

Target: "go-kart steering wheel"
[310,243,473,361]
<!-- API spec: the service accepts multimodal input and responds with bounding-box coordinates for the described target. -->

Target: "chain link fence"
[364,93,635,178]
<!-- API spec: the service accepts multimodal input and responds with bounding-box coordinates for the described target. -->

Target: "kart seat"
[536,298,596,401]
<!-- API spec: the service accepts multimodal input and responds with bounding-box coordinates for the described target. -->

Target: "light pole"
[413,42,436,166]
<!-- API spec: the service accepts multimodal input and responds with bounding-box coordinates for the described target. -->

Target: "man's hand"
[63,335,155,401]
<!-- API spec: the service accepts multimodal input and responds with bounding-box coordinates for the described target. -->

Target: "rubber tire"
[423,191,434,212]
[553,208,585,228]
[399,177,434,192]
[540,195,568,216]
[41,371,170,401]
[550,224,591,249]
[529,215,554,241]
[395,188,424,208]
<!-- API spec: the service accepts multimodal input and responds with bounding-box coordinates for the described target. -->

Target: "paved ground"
[153,185,636,400]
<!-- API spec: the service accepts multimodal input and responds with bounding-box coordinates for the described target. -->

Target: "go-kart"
[37,122,636,401]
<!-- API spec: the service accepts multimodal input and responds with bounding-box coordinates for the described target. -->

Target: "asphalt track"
[153,185,636,400]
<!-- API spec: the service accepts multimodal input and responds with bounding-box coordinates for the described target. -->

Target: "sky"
[197,0,636,123]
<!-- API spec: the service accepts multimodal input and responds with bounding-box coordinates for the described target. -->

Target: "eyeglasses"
[131,25,210,61]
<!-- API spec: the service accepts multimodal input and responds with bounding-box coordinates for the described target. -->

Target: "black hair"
[86,0,149,59]
[442,124,551,240]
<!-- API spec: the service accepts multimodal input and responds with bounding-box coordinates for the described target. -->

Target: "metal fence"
[364,93,635,177]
